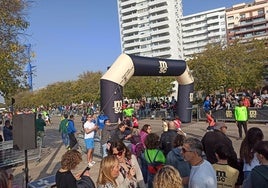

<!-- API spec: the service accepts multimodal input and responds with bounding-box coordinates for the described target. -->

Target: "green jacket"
[36,117,46,132]
[59,118,69,134]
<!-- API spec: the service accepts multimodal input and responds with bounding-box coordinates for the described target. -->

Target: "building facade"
[181,8,227,60]
[226,0,268,44]
[117,0,183,59]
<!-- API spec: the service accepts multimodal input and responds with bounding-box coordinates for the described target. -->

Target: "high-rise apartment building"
[117,0,183,59]
[181,8,227,60]
[226,0,268,44]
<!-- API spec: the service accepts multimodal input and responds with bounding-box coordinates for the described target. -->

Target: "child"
[213,144,239,188]
[206,110,215,131]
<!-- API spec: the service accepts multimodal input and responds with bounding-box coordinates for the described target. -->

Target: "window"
[257,9,264,15]
[228,16,234,21]
[228,23,234,27]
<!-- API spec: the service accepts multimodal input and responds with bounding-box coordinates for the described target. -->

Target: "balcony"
[207,25,220,31]
[151,35,170,43]
[151,42,170,50]
[122,27,138,35]
[181,16,206,25]
[183,35,208,43]
[120,0,136,7]
[150,20,169,28]
[149,5,167,14]
[151,28,170,36]
[121,5,136,14]
[148,0,166,7]
[240,13,265,21]
[122,20,139,28]
[124,34,139,41]
[182,22,207,31]
[122,13,137,21]
[183,29,207,37]
[150,12,168,22]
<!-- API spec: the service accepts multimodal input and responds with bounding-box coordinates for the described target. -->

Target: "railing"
[0,138,42,168]
[197,106,268,123]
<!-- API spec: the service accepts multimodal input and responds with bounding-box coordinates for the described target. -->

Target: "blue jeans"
[61,133,69,147]
[140,153,148,184]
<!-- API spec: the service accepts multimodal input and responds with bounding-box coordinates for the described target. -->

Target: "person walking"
[100,118,117,158]
[35,113,46,148]
[67,115,78,150]
[59,114,70,149]
[234,100,248,140]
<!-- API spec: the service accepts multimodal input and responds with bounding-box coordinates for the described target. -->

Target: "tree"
[124,76,175,100]
[188,39,268,95]
[0,0,30,100]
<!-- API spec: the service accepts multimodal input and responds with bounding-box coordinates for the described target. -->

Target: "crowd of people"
[1,93,268,188]
[54,110,267,188]
[203,89,268,112]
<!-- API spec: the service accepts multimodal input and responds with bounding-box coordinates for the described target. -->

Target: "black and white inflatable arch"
[100,54,194,123]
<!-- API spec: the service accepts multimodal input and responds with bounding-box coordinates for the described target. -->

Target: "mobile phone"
[80,166,90,177]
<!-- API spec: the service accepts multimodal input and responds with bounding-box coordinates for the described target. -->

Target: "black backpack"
[77,176,96,188]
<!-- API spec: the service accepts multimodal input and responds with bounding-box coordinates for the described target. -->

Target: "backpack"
[146,150,164,175]
[77,176,96,188]
[134,142,145,158]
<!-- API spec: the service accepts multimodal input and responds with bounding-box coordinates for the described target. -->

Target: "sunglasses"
[113,151,123,156]
[182,147,194,153]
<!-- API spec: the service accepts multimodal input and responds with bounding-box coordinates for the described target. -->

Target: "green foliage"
[124,76,175,99]
[13,71,176,107]
[14,71,103,107]
[0,0,30,99]
[188,39,268,95]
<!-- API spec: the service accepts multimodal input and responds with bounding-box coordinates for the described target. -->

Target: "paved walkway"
[5,116,268,187]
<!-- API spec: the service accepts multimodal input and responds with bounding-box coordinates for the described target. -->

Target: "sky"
[26,0,253,90]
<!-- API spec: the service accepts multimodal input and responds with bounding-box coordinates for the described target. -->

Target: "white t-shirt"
[243,153,260,172]
[189,160,217,188]
[83,121,95,139]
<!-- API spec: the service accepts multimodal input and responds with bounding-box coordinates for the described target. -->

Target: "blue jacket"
[67,120,76,134]
[166,147,191,178]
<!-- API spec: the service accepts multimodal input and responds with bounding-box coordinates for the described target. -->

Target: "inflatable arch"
[100,54,194,123]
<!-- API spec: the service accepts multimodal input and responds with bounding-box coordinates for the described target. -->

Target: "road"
[5,115,268,187]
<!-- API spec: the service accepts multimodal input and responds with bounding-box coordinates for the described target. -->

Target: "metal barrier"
[197,106,268,123]
[0,138,42,168]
